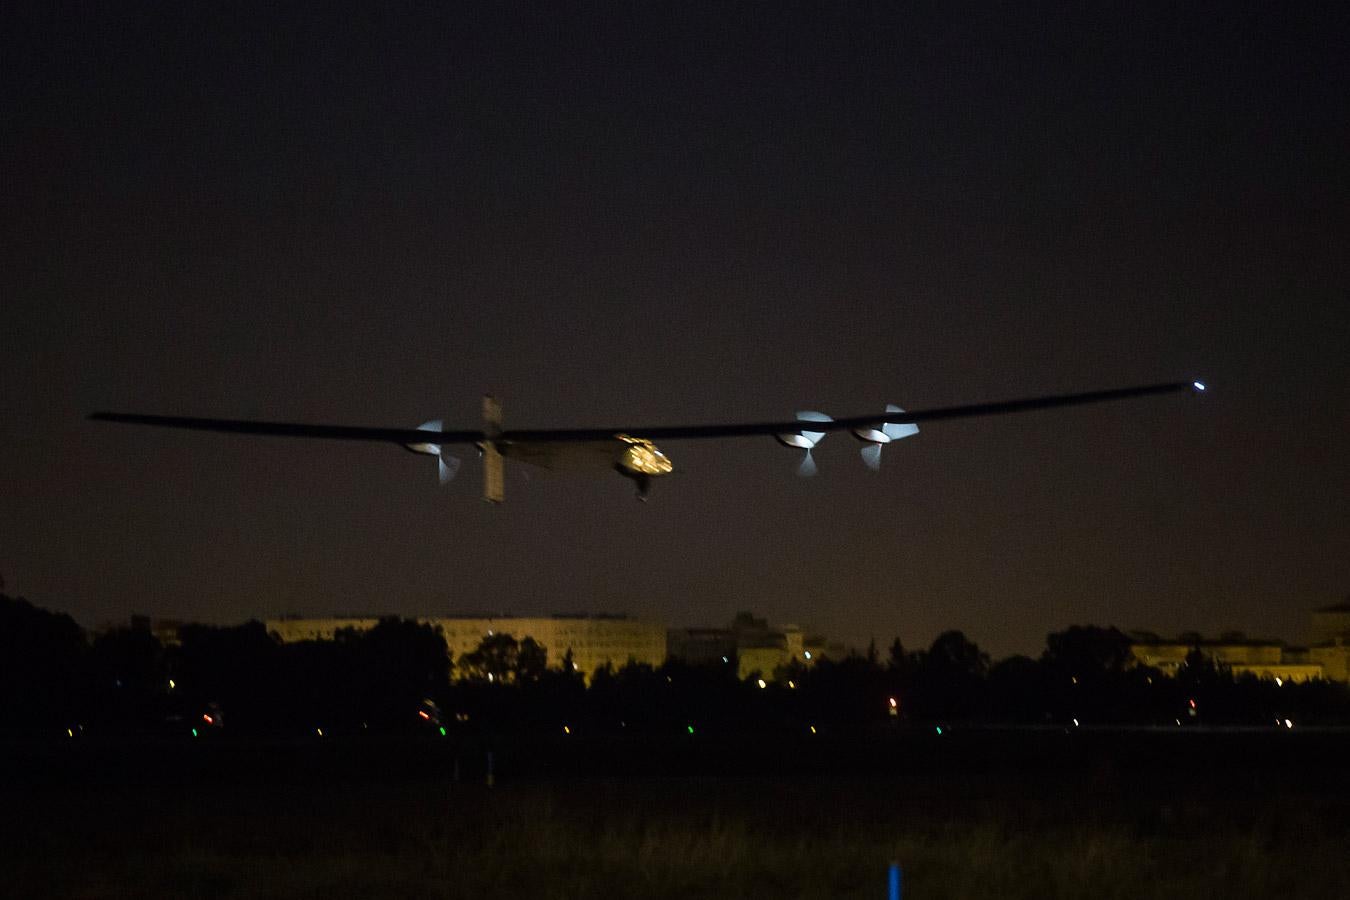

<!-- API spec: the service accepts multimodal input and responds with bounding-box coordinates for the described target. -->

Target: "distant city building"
[1309,600,1350,645]
[1129,603,1350,684]
[265,614,667,682]
[1308,599,1350,681]
[89,614,187,647]
[668,611,821,679]
[271,611,837,683]
[1128,634,1324,683]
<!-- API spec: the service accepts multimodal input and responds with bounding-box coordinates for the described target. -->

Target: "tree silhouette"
[459,633,520,683]
[1042,626,1133,679]
[345,618,450,729]
[910,631,989,720]
[87,627,168,733]
[517,637,548,683]
[0,593,86,734]
[175,621,282,733]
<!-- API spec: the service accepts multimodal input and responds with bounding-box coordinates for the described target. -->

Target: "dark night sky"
[2,2,1347,659]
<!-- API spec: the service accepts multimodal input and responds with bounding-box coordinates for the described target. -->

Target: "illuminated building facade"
[668,612,813,680]
[91,614,188,647]
[1129,604,1350,685]
[1309,600,1350,645]
[1128,634,1324,683]
[1308,600,1350,681]
[266,614,667,682]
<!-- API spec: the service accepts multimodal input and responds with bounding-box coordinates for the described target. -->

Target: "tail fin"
[482,395,504,503]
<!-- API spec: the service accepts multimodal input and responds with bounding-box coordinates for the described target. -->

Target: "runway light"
[686,725,694,734]
[1188,698,1196,709]
[1072,718,1080,727]
[202,714,213,724]
[66,728,73,737]
[563,725,571,735]
[757,679,767,689]
[788,680,796,689]
[168,679,175,690]
[1193,381,1206,392]
[439,726,446,737]
[804,651,812,660]
[418,710,430,720]
[316,728,323,737]
[191,728,198,737]
[935,726,943,736]
[1275,677,1283,687]
[810,725,817,734]
[721,656,729,664]
[1284,719,1293,729]
[889,697,898,708]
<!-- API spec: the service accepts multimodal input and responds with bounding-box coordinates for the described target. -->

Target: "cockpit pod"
[614,434,673,500]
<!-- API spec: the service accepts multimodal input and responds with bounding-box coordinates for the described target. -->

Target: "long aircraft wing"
[86,413,486,445]
[89,381,1198,445]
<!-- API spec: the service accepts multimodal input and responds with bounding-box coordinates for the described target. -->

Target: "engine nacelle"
[853,405,918,470]
[777,411,832,476]
[403,420,460,485]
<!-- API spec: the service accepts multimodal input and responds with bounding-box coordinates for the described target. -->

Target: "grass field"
[5,734,1348,898]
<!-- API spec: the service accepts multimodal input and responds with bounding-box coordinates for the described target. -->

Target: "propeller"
[776,411,832,477]
[404,420,460,485]
[855,404,919,471]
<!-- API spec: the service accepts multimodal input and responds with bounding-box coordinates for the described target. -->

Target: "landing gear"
[616,466,653,501]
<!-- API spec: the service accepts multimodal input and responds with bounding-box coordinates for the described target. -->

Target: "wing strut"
[481,395,504,503]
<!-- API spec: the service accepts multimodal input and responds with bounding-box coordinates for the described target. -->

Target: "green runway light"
[687,725,694,734]
[191,728,198,737]
[439,726,447,737]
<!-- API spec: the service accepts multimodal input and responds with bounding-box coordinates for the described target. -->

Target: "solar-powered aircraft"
[89,380,1206,502]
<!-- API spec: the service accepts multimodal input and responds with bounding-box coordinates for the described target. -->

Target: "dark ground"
[4,730,1348,899]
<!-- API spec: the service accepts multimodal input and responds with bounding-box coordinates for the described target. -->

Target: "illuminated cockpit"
[615,435,674,477]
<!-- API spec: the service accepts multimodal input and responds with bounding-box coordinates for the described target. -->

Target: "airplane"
[89,380,1206,502]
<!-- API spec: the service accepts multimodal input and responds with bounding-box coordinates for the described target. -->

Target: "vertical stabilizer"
[481,395,504,503]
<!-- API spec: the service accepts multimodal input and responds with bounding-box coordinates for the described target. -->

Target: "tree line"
[3,592,1347,738]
